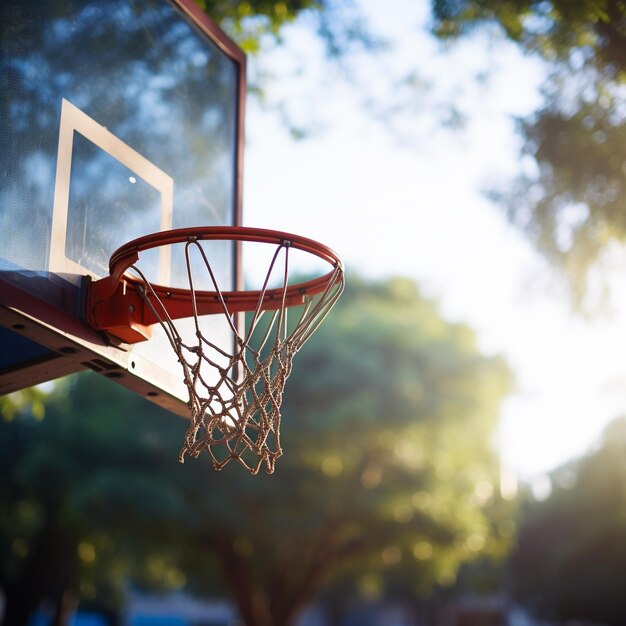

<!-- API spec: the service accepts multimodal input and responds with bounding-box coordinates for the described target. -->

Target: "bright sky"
[242,0,626,480]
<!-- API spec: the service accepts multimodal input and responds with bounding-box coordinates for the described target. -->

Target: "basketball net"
[131,237,344,474]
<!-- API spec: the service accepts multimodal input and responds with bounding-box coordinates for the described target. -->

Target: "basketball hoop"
[86,226,344,474]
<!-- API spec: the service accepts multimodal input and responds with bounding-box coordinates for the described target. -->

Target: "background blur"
[2,0,626,625]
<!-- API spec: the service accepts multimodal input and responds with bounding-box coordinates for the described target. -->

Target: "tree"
[1,276,513,626]
[196,0,379,57]
[0,389,46,423]
[177,275,514,626]
[431,0,626,308]
[201,0,626,307]
[0,376,206,624]
[511,416,626,625]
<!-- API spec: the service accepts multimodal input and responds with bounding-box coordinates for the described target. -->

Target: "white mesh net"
[131,237,344,474]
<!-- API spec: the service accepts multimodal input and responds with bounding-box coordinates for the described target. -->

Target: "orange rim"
[107,226,344,312]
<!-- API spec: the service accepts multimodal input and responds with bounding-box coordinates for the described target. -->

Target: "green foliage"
[431,0,626,308]
[191,0,625,307]
[432,0,626,78]
[0,376,205,616]
[194,0,380,58]
[511,416,626,624]
[194,0,319,53]
[502,95,626,306]
[178,275,514,624]
[0,387,46,423]
[0,276,514,625]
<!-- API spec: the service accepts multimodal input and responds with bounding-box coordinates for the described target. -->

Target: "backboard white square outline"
[49,98,174,283]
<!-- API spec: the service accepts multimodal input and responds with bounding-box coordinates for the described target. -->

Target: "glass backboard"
[0,0,245,415]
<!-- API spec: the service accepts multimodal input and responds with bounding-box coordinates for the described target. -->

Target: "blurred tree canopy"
[0,378,202,625]
[0,389,46,424]
[432,0,626,74]
[196,0,626,306]
[188,0,626,307]
[0,276,513,625]
[511,416,626,625]
[178,276,513,626]
[430,0,626,307]
[194,0,379,57]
